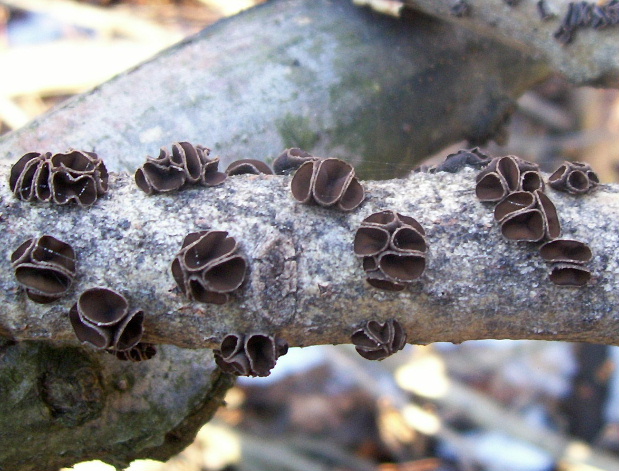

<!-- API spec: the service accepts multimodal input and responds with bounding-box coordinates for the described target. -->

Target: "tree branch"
[403,0,619,87]
[0,0,550,179]
[2,161,618,349]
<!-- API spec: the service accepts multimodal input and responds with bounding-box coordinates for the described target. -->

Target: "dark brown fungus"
[534,190,561,239]
[226,159,273,176]
[11,235,76,303]
[494,191,536,223]
[351,318,407,361]
[548,161,599,194]
[540,239,593,287]
[476,155,543,202]
[272,147,318,174]
[9,150,107,206]
[475,171,509,202]
[290,158,364,211]
[378,251,426,282]
[135,142,226,194]
[214,333,288,377]
[549,264,591,287]
[114,343,157,362]
[172,230,247,304]
[540,239,592,264]
[354,210,427,290]
[353,226,390,257]
[69,287,146,353]
[500,209,545,242]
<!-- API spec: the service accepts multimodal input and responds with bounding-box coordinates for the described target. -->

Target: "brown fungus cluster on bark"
[213,333,289,377]
[171,230,248,305]
[9,150,108,207]
[549,161,599,194]
[114,342,158,362]
[69,288,149,356]
[135,141,226,194]
[476,155,593,286]
[351,318,407,361]
[272,147,318,175]
[554,1,619,44]
[540,239,593,286]
[291,157,365,211]
[226,159,273,176]
[11,235,77,303]
[354,210,427,291]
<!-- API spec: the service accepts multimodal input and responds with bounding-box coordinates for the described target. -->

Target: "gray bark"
[404,0,619,87]
[2,162,619,348]
[0,0,550,180]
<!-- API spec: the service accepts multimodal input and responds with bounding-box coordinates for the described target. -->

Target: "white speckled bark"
[2,162,618,348]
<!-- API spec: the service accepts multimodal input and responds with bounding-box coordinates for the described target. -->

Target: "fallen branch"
[1,161,618,349]
[402,0,619,87]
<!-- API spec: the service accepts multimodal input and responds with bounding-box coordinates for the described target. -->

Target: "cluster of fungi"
[353,211,428,292]
[6,142,602,373]
[69,288,154,362]
[475,155,595,286]
[9,150,108,207]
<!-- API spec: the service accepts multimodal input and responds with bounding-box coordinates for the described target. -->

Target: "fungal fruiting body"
[69,288,147,355]
[213,333,289,377]
[272,147,318,175]
[548,161,599,194]
[351,318,407,360]
[11,236,77,303]
[114,343,158,362]
[290,157,365,211]
[226,159,273,176]
[171,230,248,304]
[554,1,619,44]
[540,239,593,286]
[475,155,593,286]
[135,142,227,194]
[354,210,427,291]
[9,150,108,207]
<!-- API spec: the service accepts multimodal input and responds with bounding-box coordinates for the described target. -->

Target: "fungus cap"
[351,319,407,361]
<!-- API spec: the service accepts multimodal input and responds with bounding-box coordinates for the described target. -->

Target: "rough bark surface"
[0,339,234,471]
[404,0,619,87]
[0,0,549,180]
[2,162,619,349]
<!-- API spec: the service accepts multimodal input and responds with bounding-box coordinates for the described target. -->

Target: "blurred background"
[2,1,619,470]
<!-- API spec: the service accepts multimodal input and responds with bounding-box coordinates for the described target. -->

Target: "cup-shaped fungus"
[171,230,248,305]
[11,235,76,303]
[351,318,407,360]
[272,147,318,175]
[9,150,108,206]
[548,161,599,194]
[114,343,158,362]
[540,239,592,264]
[540,239,593,287]
[69,287,146,354]
[476,155,543,202]
[291,158,364,211]
[135,142,227,194]
[226,159,273,176]
[354,210,427,291]
[213,333,289,377]
[9,152,52,201]
[548,263,591,287]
